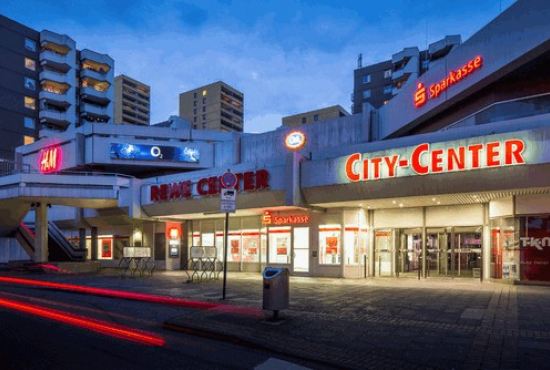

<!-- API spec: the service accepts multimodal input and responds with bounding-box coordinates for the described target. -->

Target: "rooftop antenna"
[357,53,362,68]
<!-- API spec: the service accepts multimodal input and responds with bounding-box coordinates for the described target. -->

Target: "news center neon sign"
[345,139,525,181]
[415,56,483,108]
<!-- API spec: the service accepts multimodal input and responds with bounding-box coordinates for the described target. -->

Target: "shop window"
[192,232,201,247]
[25,58,36,71]
[202,233,215,246]
[228,231,241,262]
[24,96,36,110]
[242,230,260,262]
[269,226,291,264]
[344,225,367,266]
[24,117,36,129]
[519,215,550,282]
[260,228,267,263]
[319,225,341,265]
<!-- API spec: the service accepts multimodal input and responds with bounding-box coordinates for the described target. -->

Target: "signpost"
[220,170,237,300]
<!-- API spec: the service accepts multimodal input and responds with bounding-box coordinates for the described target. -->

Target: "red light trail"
[0,296,165,346]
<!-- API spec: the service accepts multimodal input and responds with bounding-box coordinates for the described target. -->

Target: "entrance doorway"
[396,228,422,277]
[293,227,309,273]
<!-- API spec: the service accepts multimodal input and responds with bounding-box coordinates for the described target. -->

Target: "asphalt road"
[0,284,319,370]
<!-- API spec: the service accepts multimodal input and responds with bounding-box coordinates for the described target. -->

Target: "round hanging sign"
[285,131,307,151]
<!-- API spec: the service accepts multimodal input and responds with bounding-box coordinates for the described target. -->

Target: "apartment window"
[193,92,197,99]
[24,136,35,145]
[202,90,207,96]
[193,108,197,114]
[24,97,36,110]
[362,74,370,84]
[202,98,206,104]
[202,123,206,129]
[383,85,393,94]
[25,58,36,71]
[25,38,36,52]
[193,124,197,129]
[384,69,392,78]
[193,101,197,106]
[301,117,306,124]
[193,117,197,123]
[313,114,319,122]
[202,106,206,112]
[24,77,36,91]
[362,90,371,99]
[202,114,206,121]
[24,117,36,129]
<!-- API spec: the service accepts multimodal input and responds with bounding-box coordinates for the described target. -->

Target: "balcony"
[80,49,113,72]
[39,51,72,72]
[81,68,110,82]
[81,86,110,106]
[39,109,71,128]
[39,70,71,86]
[40,30,75,52]
[80,102,111,120]
[39,91,71,108]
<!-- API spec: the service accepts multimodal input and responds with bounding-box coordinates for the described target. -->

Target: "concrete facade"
[282,105,349,127]
[114,74,150,126]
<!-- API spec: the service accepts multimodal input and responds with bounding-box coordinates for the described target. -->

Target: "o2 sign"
[285,131,306,151]
[39,146,62,173]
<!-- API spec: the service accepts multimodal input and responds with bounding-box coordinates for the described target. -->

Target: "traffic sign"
[220,171,237,189]
[220,188,236,213]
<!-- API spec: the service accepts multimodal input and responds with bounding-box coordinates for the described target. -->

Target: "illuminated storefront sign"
[150,169,269,202]
[345,139,525,182]
[261,210,309,225]
[39,146,62,173]
[285,131,307,150]
[414,56,483,108]
[110,143,200,163]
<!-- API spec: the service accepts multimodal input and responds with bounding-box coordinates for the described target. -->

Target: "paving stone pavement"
[4,269,550,370]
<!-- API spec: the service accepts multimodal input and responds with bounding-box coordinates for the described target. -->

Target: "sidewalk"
[7,269,550,370]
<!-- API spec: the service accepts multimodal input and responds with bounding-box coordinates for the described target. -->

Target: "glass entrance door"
[293,227,309,273]
[375,230,393,276]
[453,227,482,278]
[426,229,449,277]
[396,229,422,277]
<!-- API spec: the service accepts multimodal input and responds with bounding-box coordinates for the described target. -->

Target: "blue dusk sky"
[1,0,516,133]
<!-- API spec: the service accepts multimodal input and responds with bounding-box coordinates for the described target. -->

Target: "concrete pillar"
[368,210,375,277]
[79,228,86,250]
[422,207,427,278]
[483,204,491,281]
[91,227,98,260]
[34,203,48,263]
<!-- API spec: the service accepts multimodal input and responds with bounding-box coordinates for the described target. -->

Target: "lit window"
[24,77,36,91]
[313,114,319,122]
[202,90,207,96]
[383,85,392,94]
[383,100,389,105]
[24,97,36,110]
[301,117,306,124]
[384,69,392,78]
[25,58,36,71]
[24,117,36,129]
[362,90,371,99]
[362,74,370,84]
[25,38,36,52]
[24,136,35,145]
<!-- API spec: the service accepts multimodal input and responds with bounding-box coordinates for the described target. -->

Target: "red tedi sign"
[345,139,525,181]
[415,56,483,108]
[150,169,269,202]
[39,146,61,173]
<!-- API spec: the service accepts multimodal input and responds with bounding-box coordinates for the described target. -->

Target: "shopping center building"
[2,0,550,283]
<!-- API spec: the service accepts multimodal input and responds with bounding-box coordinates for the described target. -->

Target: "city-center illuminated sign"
[345,139,525,182]
[414,56,483,108]
[39,146,62,173]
